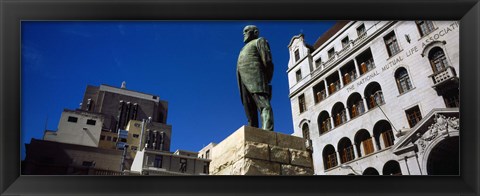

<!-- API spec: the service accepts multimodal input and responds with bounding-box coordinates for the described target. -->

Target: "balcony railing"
[343,71,357,85]
[328,81,341,94]
[431,66,457,86]
[315,89,327,103]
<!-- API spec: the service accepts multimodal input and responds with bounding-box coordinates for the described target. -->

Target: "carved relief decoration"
[416,114,459,154]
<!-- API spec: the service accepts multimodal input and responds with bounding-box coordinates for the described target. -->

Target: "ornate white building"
[287,21,459,175]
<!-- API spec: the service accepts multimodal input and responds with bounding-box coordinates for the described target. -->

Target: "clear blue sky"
[21,21,335,158]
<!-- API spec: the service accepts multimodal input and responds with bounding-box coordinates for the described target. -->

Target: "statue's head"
[243,25,259,43]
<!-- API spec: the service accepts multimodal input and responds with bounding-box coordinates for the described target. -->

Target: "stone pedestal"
[210,126,313,175]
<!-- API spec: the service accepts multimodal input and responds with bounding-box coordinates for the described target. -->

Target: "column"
[324,80,330,97]
[337,70,344,88]
[345,108,351,121]
[352,143,358,159]
[336,151,342,165]
[373,138,380,151]
[362,97,369,111]
[353,58,361,77]
[330,116,335,129]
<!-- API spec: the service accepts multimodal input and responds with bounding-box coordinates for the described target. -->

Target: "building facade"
[287,21,459,175]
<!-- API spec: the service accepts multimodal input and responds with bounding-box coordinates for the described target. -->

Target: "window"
[112,137,117,142]
[341,146,355,163]
[395,68,413,94]
[294,49,300,62]
[443,88,459,108]
[100,135,105,140]
[106,136,112,141]
[405,106,422,127]
[133,134,139,138]
[363,138,375,155]
[179,158,187,173]
[416,21,435,37]
[298,94,306,113]
[134,123,141,127]
[67,116,78,123]
[428,47,448,73]
[341,36,350,48]
[203,162,210,174]
[131,146,138,151]
[82,161,95,167]
[86,119,96,125]
[154,155,162,168]
[205,150,210,159]
[295,69,302,82]
[315,58,322,69]
[327,153,337,169]
[357,24,366,37]
[381,131,395,148]
[328,48,335,59]
[384,31,401,56]
[302,124,310,140]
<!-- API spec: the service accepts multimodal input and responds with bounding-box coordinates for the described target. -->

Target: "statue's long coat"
[237,37,274,104]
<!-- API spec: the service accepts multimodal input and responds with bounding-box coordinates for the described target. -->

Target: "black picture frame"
[1,0,479,195]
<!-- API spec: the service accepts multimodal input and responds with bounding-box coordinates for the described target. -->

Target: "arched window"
[302,123,310,140]
[331,102,347,127]
[373,120,395,150]
[395,67,413,94]
[347,93,365,119]
[428,47,448,73]
[383,160,402,175]
[322,145,337,170]
[354,129,374,157]
[318,111,332,134]
[363,167,380,175]
[338,137,355,163]
[364,82,385,109]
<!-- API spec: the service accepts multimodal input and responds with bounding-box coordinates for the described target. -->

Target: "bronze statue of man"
[237,25,274,131]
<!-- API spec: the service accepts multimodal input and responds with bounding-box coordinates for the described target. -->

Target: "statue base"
[209,126,313,175]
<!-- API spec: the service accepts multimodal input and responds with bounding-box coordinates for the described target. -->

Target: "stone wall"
[210,126,313,175]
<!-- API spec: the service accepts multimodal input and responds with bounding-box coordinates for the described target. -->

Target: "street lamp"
[340,164,362,175]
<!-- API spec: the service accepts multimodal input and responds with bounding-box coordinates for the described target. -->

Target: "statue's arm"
[257,38,274,83]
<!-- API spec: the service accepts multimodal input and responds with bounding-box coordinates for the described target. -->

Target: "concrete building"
[23,139,125,175]
[287,21,459,175]
[44,109,104,147]
[24,82,176,175]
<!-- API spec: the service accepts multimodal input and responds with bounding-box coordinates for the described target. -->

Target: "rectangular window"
[298,94,306,113]
[86,119,96,125]
[67,116,78,123]
[203,162,210,174]
[384,31,401,57]
[131,146,138,151]
[357,24,366,37]
[133,134,139,138]
[294,49,300,62]
[315,58,322,68]
[106,136,112,141]
[179,158,187,173]
[205,150,210,159]
[112,137,117,142]
[406,106,422,127]
[341,37,350,48]
[154,155,162,168]
[295,69,302,82]
[416,21,435,37]
[82,161,95,167]
[328,48,335,59]
[100,135,105,140]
